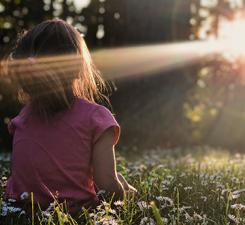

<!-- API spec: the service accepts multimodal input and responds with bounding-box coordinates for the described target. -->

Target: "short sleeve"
[91,105,120,145]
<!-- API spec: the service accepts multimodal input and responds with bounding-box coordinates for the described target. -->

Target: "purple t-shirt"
[4,98,120,212]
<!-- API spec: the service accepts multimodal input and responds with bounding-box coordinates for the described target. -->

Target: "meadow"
[1,146,245,225]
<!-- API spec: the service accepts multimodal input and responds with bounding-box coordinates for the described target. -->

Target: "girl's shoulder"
[75,97,118,124]
[74,98,112,116]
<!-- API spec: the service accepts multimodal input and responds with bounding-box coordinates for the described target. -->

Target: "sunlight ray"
[1,40,223,83]
[92,40,222,80]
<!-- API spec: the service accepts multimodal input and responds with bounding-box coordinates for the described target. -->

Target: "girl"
[4,19,136,214]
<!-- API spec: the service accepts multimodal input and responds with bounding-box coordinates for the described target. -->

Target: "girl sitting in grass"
[4,19,136,214]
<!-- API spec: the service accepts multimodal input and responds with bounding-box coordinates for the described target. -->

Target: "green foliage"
[1,147,245,224]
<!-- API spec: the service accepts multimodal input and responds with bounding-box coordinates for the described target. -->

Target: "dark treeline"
[1,0,245,150]
[0,0,192,54]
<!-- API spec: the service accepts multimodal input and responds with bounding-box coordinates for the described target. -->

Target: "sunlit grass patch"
[1,147,245,224]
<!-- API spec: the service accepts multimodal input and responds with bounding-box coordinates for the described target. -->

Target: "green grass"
[1,147,245,224]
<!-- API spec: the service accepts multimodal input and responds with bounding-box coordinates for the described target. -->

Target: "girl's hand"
[127,184,138,193]
[117,173,138,195]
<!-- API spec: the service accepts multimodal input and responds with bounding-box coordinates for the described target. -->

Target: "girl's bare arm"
[92,128,125,199]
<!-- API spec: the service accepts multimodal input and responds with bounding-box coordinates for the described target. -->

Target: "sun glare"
[219,16,245,57]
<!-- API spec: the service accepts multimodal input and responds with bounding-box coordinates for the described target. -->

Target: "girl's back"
[6,98,119,212]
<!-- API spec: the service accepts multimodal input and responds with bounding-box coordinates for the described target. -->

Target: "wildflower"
[156,196,172,203]
[156,196,164,201]
[233,189,245,195]
[162,187,169,191]
[19,210,26,216]
[221,189,231,195]
[162,180,171,186]
[41,211,52,218]
[1,202,8,216]
[231,204,245,210]
[1,176,7,180]
[228,214,239,223]
[179,206,192,213]
[180,172,186,177]
[44,202,56,212]
[20,192,29,200]
[231,177,240,184]
[216,184,225,190]
[97,190,106,197]
[156,196,173,208]
[109,208,116,215]
[184,212,193,222]
[38,210,53,223]
[99,216,118,225]
[114,200,124,206]
[162,217,168,223]
[101,201,110,207]
[201,180,208,186]
[140,217,156,225]
[232,193,240,199]
[166,175,174,180]
[96,204,103,211]
[89,213,96,218]
[156,165,165,170]
[137,201,149,211]
[0,202,23,216]
[193,212,203,221]
[184,186,193,191]
[201,214,209,225]
[200,196,207,202]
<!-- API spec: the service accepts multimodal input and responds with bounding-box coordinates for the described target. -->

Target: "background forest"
[1,0,245,151]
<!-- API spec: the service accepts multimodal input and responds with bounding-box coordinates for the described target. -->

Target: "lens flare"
[218,16,245,57]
